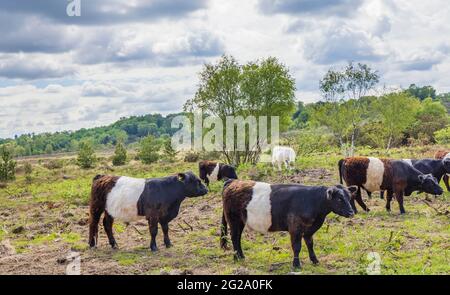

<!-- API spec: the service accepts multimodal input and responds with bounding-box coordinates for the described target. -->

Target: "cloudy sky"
[0,0,449,138]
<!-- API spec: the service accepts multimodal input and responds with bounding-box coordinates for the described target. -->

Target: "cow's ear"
[348,186,358,194]
[418,174,425,182]
[326,188,334,200]
[177,173,186,182]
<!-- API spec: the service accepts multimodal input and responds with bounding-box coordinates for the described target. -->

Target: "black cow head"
[178,171,208,197]
[326,184,356,218]
[443,158,450,173]
[222,164,238,180]
[418,174,443,195]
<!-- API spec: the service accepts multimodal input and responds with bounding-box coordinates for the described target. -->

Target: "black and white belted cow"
[220,179,357,269]
[88,172,208,251]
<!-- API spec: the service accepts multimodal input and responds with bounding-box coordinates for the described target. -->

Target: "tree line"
[291,63,449,155]
[0,113,184,157]
[0,55,449,163]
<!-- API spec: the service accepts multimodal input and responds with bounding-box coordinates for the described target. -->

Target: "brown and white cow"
[198,160,238,187]
[338,156,443,214]
[88,172,208,251]
[220,179,356,269]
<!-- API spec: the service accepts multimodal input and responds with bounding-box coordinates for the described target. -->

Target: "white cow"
[272,146,296,171]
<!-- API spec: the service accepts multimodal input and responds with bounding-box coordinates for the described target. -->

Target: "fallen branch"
[131,225,145,236]
[183,220,193,231]
[422,199,449,217]
[177,223,187,233]
[388,231,394,243]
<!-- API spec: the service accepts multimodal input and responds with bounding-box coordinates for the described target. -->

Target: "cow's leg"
[395,191,406,214]
[289,227,303,269]
[385,190,393,212]
[230,219,245,260]
[285,160,290,171]
[148,217,159,252]
[88,209,103,248]
[444,174,450,191]
[160,221,172,248]
[355,187,370,212]
[103,213,118,249]
[303,235,318,265]
[303,220,323,265]
[278,161,282,172]
[380,190,385,199]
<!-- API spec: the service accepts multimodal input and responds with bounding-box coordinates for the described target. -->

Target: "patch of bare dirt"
[266,168,336,186]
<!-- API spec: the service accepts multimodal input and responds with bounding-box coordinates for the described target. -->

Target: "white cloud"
[0,0,449,138]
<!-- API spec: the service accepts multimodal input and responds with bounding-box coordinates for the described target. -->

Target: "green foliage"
[373,92,420,149]
[163,139,178,162]
[291,101,310,129]
[184,151,199,163]
[408,98,449,142]
[437,92,450,113]
[45,144,53,154]
[2,113,182,157]
[112,142,127,166]
[357,121,386,148]
[317,62,379,155]
[310,99,367,153]
[406,84,436,100]
[44,159,63,170]
[185,55,296,164]
[24,162,33,183]
[285,127,336,155]
[320,62,379,101]
[434,126,450,144]
[138,135,160,164]
[77,141,96,169]
[0,145,16,181]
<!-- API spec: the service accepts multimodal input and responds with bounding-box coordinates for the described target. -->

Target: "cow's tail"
[88,175,109,247]
[338,159,345,184]
[220,179,234,250]
[220,211,228,250]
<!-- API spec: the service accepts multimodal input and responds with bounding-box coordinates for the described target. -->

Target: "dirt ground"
[0,167,449,275]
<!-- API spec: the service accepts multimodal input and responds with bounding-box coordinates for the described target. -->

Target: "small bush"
[184,151,199,163]
[44,159,63,170]
[434,126,450,144]
[77,142,97,169]
[112,142,127,166]
[163,139,178,162]
[138,135,160,164]
[24,162,33,183]
[0,145,16,182]
[199,151,222,160]
[287,127,336,155]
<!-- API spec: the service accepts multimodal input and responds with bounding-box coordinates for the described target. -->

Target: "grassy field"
[0,146,449,274]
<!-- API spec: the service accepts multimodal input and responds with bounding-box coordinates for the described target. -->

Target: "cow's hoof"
[111,243,118,249]
[165,242,173,248]
[292,263,301,271]
[310,257,319,265]
[364,208,370,212]
[233,254,245,261]
[150,246,159,252]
